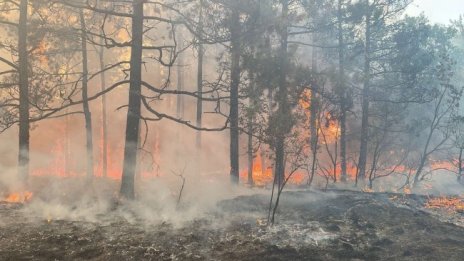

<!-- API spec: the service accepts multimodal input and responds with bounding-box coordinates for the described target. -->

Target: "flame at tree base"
[240,154,307,187]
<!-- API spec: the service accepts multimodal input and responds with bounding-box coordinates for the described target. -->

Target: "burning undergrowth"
[1,185,464,260]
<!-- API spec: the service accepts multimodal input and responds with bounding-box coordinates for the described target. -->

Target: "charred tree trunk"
[458,147,463,183]
[99,45,108,178]
[413,88,447,188]
[176,35,185,158]
[368,141,381,189]
[80,9,94,179]
[274,0,289,189]
[120,0,144,199]
[357,0,371,184]
[338,0,348,183]
[260,148,266,176]
[247,121,254,185]
[309,39,319,187]
[247,71,255,186]
[333,139,338,183]
[229,9,241,184]
[176,38,184,120]
[18,0,29,182]
[65,110,71,175]
[196,0,204,149]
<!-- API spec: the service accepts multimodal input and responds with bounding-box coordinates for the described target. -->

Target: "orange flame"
[3,191,33,203]
[425,196,464,212]
[240,153,307,186]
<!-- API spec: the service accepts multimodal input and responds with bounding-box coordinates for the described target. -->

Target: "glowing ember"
[3,191,33,203]
[425,196,464,213]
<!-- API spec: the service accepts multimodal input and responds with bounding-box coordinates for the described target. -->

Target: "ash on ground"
[1,190,463,260]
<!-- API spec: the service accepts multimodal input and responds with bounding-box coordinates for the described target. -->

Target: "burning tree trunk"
[120,0,144,199]
[98,45,108,178]
[18,0,29,182]
[357,0,371,185]
[229,8,241,184]
[337,0,348,183]
[196,0,204,149]
[79,8,94,179]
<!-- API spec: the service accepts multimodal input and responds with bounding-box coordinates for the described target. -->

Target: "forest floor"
[1,189,463,261]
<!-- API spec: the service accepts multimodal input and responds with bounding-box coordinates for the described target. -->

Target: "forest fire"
[1,0,464,260]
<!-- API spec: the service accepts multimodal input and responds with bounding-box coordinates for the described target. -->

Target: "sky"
[406,0,464,24]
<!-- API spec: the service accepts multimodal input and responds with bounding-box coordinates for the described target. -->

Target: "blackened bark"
[80,9,94,179]
[309,43,318,187]
[120,0,144,199]
[260,148,266,176]
[98,45,108,178]
[338,0,348,183]
[274,0,289,189]
[247,118,253,185]
[176,37,184,119]
[229,9,241,184]
[18,0,29,182]
[247,73,255,186]
[196,0,204,149]
[412,87,447,188]
[458,147,463,183]
[65,110,71,175]
[357,0,371,184]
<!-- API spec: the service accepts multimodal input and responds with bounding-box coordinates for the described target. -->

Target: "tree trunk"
[65,109,71,175]
[413,157,427,187]
[274,0,289,189]
[18,0,29,182]
[458,147,463,183]
[176,36,184,119]
[247,114,253,185]
[338,0,348,183]
[99,45,108,178]
[120,0,144,199]
[309,37,318,187]
[247,77,255,185]
[357,0,371,184]
[333,140,338,183]
[229,9,241,184]
[196,0,204,149]
[412,87,448,188]
[175,34,185,159]
[260,148,266,176]
[368,144,380,189]
[80,9,94,179]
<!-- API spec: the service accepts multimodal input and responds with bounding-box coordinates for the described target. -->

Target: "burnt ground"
[0,190,463,261]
